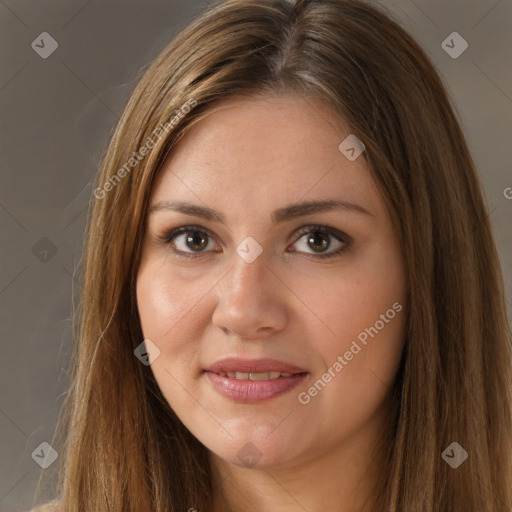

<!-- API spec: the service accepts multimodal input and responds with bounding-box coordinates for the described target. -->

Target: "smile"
[216,371,295,380]
[205,371,308,403]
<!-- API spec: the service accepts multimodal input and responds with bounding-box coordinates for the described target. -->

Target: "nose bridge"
[212,242,287,337]
[227,245,269,297]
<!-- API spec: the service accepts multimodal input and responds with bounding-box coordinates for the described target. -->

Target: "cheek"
[296,245,406,343]
[299,242,407,391]
[136,261,212,411]
[136,259,210,366]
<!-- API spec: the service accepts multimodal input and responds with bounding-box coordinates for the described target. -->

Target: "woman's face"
[136,95,407,469]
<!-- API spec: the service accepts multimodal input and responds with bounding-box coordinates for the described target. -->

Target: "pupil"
[308,232,329,252]
[183,231,330,253]
[187,231,208,251]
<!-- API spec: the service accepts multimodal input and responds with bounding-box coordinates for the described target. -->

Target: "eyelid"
[158,224,218,248]
[289,225,352,259]
[157,223,352,259]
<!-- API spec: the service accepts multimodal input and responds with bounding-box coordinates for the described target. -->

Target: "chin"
[207,436,302,470]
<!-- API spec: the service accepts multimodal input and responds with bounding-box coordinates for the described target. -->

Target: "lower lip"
[205,371,308,403]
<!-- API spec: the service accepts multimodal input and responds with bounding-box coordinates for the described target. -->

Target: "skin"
[136,94,407,511]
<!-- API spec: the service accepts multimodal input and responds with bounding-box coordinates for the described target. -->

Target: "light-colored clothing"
[28,500,59,512]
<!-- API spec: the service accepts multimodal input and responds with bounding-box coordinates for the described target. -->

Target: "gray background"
[0,0,510,510]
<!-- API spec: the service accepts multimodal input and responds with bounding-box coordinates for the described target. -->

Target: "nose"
[211,250,288,340]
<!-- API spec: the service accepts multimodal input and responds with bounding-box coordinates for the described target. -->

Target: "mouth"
[204,358,308,403]
[214,371,300,380]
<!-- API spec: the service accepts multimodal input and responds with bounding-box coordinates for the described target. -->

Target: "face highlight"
[136,95,407,472]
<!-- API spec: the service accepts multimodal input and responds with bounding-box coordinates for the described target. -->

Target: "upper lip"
[205,358,307,374]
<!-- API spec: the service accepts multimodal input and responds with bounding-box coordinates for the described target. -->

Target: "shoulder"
[28,500,61,512]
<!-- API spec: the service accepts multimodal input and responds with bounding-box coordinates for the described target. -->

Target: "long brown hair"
[37,0,512,510]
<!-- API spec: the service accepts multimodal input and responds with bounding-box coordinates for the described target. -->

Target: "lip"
[204,358,308,403]
[205,357,307,374]
[205,371,308,403]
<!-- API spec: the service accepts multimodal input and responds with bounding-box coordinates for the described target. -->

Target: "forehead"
[150,95,384,221]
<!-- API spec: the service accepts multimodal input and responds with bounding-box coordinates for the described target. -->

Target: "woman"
[32,0,512,510]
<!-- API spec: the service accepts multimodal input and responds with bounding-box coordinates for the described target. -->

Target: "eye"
[160,226,218,258]
[157,224,352,260]
[288,225,352,259]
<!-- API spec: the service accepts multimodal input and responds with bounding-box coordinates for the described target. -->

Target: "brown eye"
[306,231,330,252]
[161,224,352,261]
[162,226,218,257]
[185,231,209,251]
[289,225,352,259]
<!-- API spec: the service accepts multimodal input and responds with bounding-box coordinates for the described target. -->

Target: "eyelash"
[157,224,352,260]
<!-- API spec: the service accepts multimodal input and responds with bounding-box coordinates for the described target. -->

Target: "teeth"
[249,372,270,380]
[217,371,296,380]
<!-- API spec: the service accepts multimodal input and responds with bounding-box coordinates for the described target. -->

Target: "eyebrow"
[149,198,373,225]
